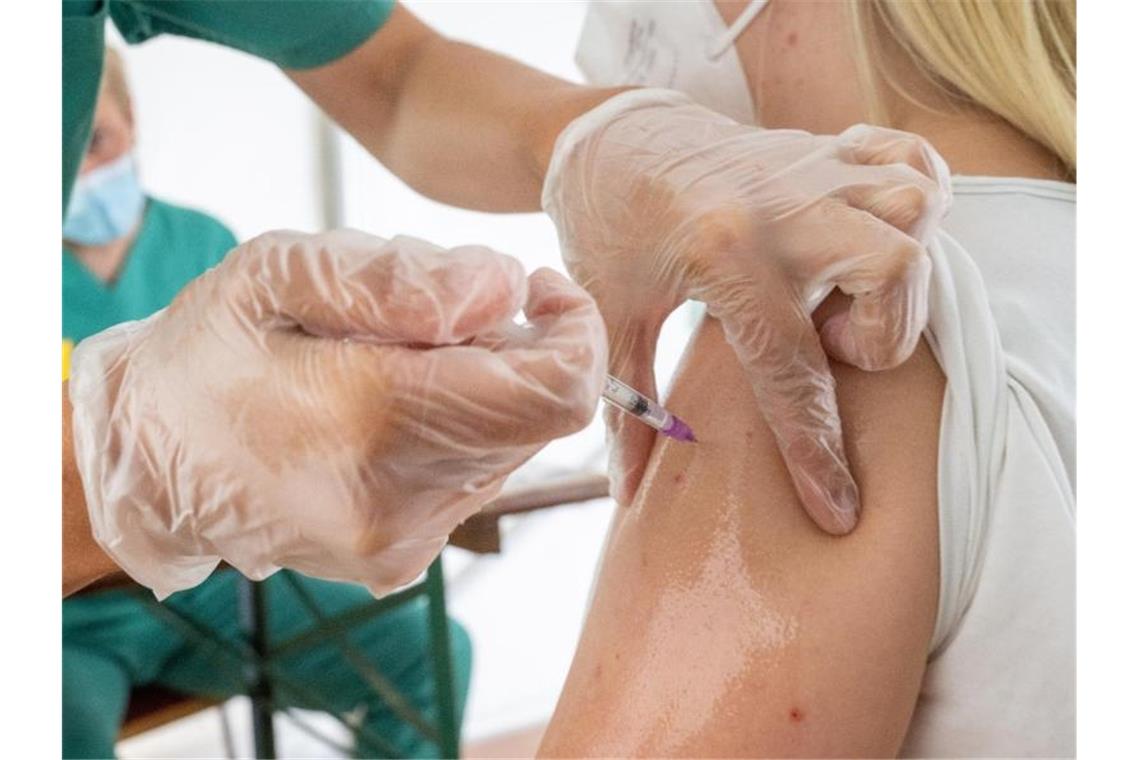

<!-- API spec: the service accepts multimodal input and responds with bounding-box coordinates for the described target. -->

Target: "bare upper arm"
[539,298,944,757]
[285,4,597,212]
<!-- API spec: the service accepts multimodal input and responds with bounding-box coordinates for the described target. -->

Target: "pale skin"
[538,0,1067,756]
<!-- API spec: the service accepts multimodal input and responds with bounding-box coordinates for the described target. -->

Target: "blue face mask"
[63,153,146,245]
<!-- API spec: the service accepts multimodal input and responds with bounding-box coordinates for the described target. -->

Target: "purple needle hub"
[662,415,698,443]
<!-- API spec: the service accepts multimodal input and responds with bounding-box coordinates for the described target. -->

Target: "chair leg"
[218,702,238,760]
[426,559,461,758]
[239,579,277,759]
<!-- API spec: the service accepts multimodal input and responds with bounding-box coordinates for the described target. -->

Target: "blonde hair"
[849,0,1075,180]
[101,46,133,118]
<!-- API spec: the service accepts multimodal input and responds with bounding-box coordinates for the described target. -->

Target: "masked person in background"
[541,1,1075,756]
[62,49,472,760]
[64,1,950,604]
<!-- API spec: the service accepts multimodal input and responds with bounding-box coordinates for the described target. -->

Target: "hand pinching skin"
[544,90,950,533]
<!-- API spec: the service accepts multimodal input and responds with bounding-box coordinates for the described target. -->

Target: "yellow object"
[63,339,74,381]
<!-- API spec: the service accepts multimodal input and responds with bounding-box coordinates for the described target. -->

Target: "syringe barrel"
[603,375,670,430]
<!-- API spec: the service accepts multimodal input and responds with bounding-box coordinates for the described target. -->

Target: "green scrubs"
[64,5,471,756]
[63,197,235,341]
[63,198,472,759]
[63,0,395,210]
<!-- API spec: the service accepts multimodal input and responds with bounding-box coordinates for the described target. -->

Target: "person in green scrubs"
[62,49,472,759]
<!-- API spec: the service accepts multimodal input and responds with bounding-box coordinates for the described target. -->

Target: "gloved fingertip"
[529,265,566,284]
[605,457,635,507]
[828,477,861,535]
[819,312,855,363]
[821,311,911,371]
[870,184,928,232]
[783,427,861,534]
[609,475,632,508]
[523,267,591,319]
[797,469,861,535]
[922,139,953,193]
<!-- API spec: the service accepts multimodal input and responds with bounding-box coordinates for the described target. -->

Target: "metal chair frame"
[129,558,459,759]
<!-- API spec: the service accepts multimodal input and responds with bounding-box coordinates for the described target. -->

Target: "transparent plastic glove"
[69,230,606,599]
[543,89,950,534]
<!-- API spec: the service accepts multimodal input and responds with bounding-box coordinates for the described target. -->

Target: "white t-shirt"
[900,177,1076,757]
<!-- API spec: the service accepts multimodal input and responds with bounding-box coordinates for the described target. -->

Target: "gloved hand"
[543,89,950,534]
[69,230,606,598]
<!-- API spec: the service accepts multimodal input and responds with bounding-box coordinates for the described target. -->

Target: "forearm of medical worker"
[62,385,118,596]
[286,3,627,212]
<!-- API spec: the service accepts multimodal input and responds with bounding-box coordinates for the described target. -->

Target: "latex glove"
[543,89,950,534]
[69,230,606,599]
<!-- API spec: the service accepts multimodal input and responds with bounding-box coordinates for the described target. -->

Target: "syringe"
[602,375,697,443]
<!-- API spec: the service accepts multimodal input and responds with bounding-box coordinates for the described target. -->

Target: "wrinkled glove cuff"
[69,314,220,599]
